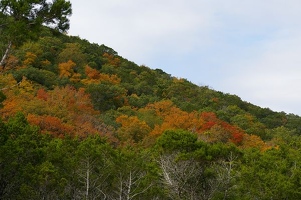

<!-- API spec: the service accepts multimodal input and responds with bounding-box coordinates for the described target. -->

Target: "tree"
[110,148,159,200]
[0,0,72,68]
[58,60,77,78]
[155,130,242,199]
[236,147,301,199]
[81,65,121,85]
[71,136,115,200]
[86,83,127,112]
[58,43,87,68]
[116,115,151,145]
[0,113,45,199]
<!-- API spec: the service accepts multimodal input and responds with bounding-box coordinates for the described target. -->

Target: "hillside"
[1,28,301,139]
[1,28,301,199]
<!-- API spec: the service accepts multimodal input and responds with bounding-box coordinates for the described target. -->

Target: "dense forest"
[1,1,301,199]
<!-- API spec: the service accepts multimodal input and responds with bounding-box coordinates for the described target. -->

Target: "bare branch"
[0,81,21,91]
[0,41,11,68]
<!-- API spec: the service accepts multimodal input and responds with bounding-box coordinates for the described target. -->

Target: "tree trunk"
[0,41,12,69]
[85,160,90,200]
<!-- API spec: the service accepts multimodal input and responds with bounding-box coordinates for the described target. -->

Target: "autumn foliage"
[0,31,287,151]
[82,65,121,85]
[1,18,301,199]
[27,114,73,138]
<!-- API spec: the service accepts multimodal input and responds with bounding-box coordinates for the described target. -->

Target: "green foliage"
[0,113,44,199]
[86,83,127,112]
[155,129,242,199]
[237,147,301,199]
[156,129,198,153]
[0,91,6,108]
[0,0,72,44]
[2,10,301,199]
[58,43,87,68]
[0,0,72,69]
[12,67,58,88]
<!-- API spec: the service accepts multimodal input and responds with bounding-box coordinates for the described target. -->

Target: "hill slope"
[1,28,300,142]
[1,28,301,199]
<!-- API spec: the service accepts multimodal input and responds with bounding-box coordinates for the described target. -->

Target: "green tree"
[69,136,115,199]
[155,130,241,200]
[58,43,87,68]
[86,83,127,112]
[110,148,161,200]
[237,146,301,200]
[0,0,72,67]
[0,113,45,199]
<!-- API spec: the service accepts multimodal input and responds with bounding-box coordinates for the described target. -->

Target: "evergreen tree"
[0,0,72,67]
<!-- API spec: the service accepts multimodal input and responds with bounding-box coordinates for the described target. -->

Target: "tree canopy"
[2,2,301,198]
[0,0,72,67]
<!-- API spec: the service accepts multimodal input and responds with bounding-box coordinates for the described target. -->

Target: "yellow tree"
[58,60,76,78]
[116,115,151,145]
[58,60,81,82]
[22,52,38,66]
[241,134,272,151]
[0,76,35,119]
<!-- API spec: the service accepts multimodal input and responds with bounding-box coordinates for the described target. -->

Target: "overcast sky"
[69,0,301,115]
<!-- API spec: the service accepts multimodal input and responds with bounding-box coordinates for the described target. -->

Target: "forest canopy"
[1,1,301,199]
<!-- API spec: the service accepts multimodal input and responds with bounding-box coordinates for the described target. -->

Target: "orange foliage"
[200,112,218,123]
[36,88,49,101]
[0,76,32,119]
[145,100,175,118]
[70,72,81,83]
[85,65,100,79]
[144,100,200,136]
[59,60,75,77]
[0,98,21,119]
[3,55,19,70]
[82,65,121,85]
[241,134,271,151]
[38,87,116,138]
[197,112,245,145]
[197,112,219,133]
[0,84,114,139]
[102,53,120,67]
[45,86,99,119]
[28,114,74,138]
[231,131,244,145]
[116,115,151,145]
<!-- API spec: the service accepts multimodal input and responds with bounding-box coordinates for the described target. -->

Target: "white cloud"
[223,32,301,114]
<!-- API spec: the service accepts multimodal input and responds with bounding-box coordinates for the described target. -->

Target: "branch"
[0,81,21,91]
[129,183,153,200]
[0,41,12,68]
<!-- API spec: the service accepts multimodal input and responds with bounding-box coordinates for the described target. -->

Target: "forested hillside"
[2,1,301,199]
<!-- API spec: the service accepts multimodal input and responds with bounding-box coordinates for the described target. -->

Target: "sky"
[69,0,301,115]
